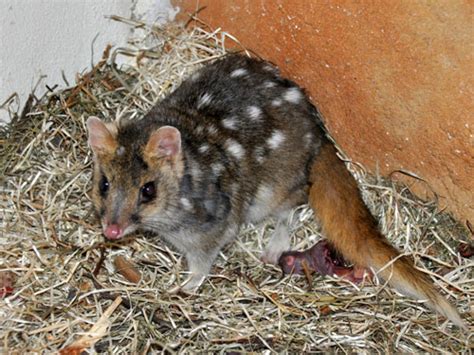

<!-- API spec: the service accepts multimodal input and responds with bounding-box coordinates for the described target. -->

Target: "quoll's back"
[155,55,325,223]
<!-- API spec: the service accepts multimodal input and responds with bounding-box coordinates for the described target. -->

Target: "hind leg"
[261,214,292,265]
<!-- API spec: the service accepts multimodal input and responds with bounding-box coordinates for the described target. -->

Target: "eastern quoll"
[87,54,465,328]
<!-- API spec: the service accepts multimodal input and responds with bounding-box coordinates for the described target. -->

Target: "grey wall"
[0,0,178,123]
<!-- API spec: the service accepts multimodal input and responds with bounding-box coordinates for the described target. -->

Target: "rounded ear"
[144,126,181,159]
[86,116,117,156]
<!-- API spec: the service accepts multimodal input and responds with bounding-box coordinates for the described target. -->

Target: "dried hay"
[0,17,472,353]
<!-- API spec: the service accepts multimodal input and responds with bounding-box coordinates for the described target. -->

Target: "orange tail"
[308,139,465,329]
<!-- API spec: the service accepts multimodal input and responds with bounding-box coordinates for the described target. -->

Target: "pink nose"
[104,224,123,240]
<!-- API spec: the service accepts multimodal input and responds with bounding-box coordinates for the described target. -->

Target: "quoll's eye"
[99,175,109,196]
[141,181,156,203]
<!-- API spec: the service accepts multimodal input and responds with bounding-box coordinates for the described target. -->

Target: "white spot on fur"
[247,105,262,121]
[230,68,247,77]
[267,130,285,149]
[190,162,202,179]
[116,146,125,156]
[211,162,223,176]
[271,99,282,107]
[195,125,204,135]
[263,81,276,88]
[207,125,218,136]
[283,87,303,104]
[263,64,279,74]
[197,92,212,109]
[180,197,193,211]
[254,146,265,163]
[222,116,239,130]
[226,139,245,160]
[304,133,313,147]
[199,144,209,153]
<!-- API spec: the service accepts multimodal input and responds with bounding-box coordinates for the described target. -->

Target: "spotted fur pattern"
[88,55,324,289]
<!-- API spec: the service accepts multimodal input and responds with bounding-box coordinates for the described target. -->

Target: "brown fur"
[308,139,466,329]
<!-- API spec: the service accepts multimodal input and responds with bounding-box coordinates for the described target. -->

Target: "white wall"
[0,0,178,123]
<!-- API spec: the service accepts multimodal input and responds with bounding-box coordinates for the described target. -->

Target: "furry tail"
[308,138,466,329]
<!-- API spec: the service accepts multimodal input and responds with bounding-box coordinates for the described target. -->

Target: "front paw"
[167,274,205,295]
[181,274,206,292]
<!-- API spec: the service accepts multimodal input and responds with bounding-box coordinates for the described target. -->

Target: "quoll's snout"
[104,224,124,240]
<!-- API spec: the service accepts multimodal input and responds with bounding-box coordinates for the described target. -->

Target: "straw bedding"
[0,18,472,353]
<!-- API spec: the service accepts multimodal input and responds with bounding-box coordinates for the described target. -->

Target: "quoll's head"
[86,116,183,240]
